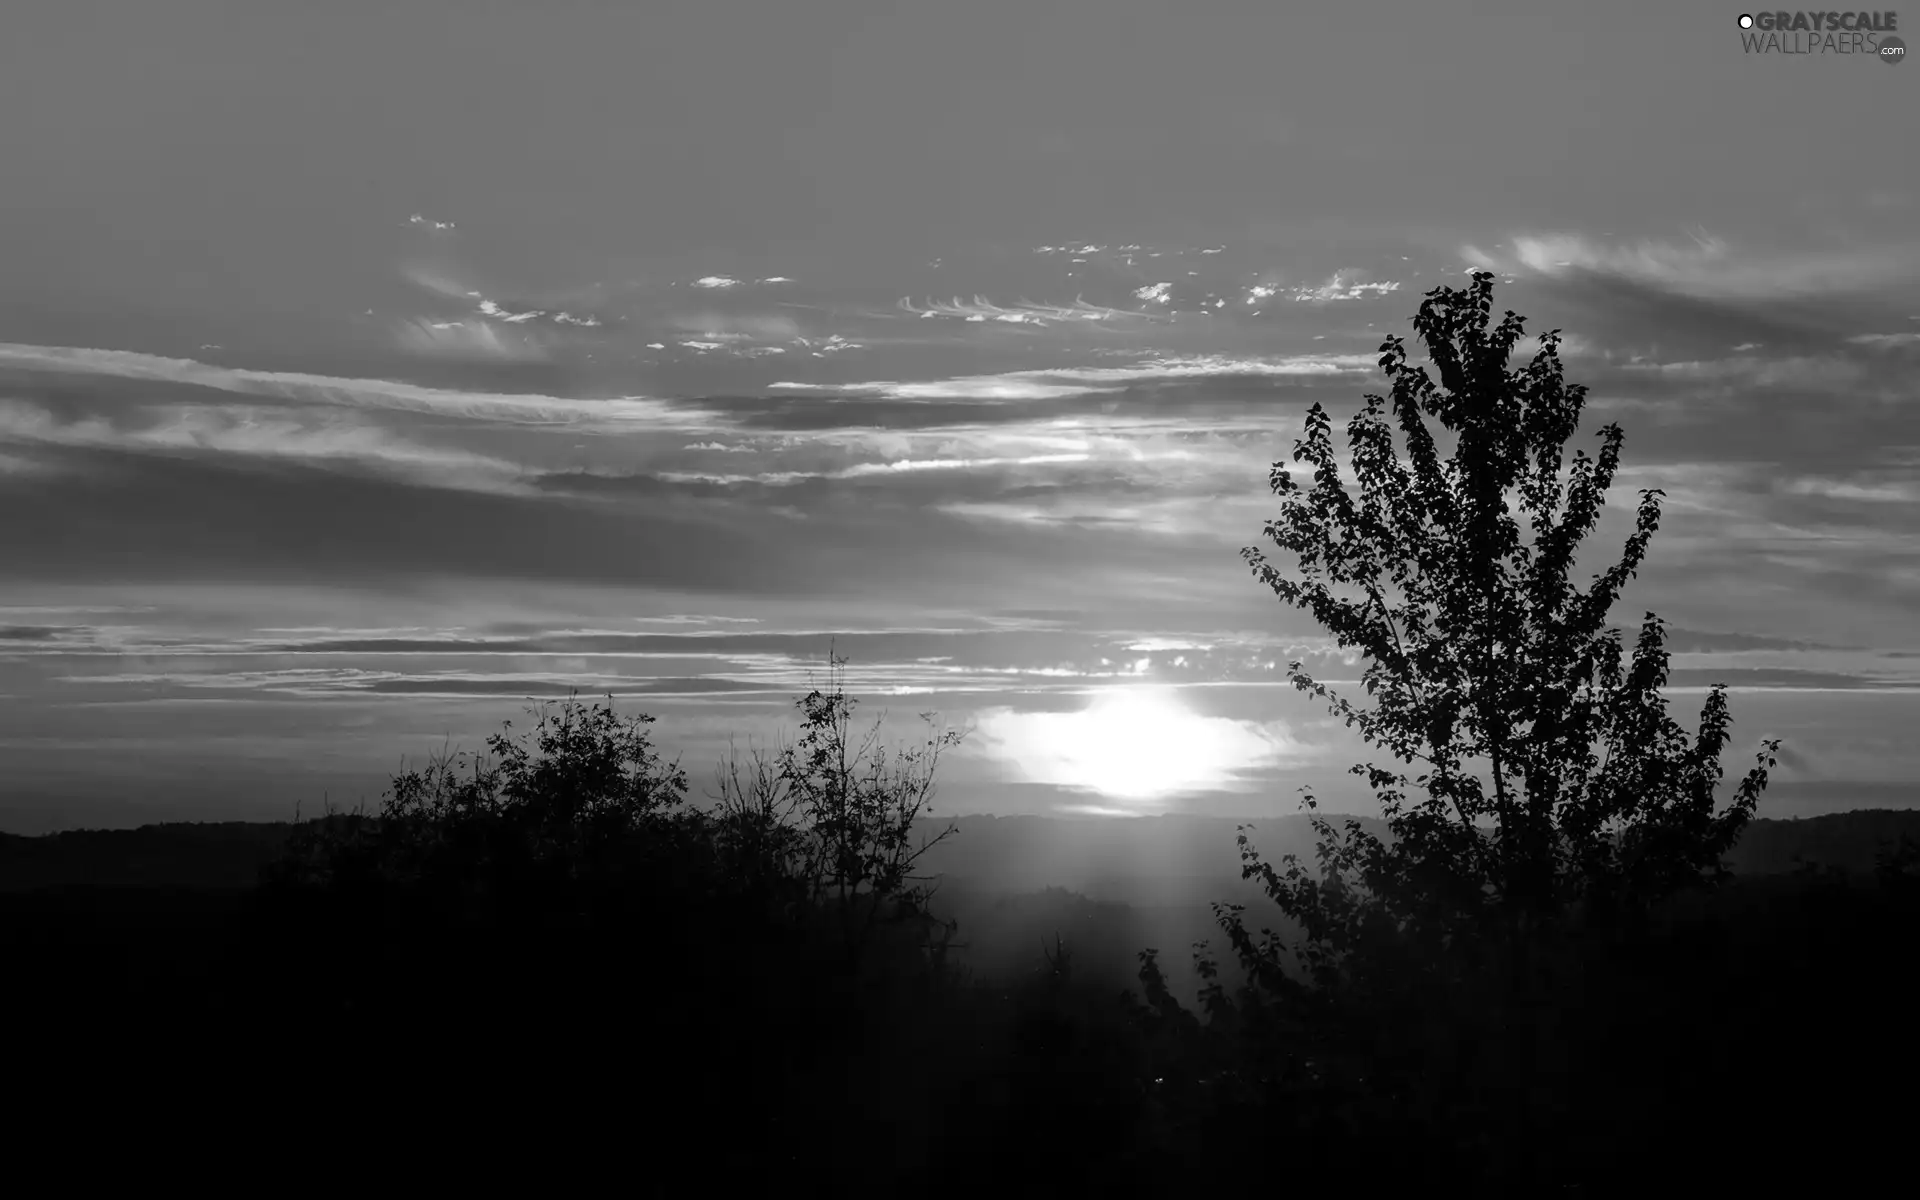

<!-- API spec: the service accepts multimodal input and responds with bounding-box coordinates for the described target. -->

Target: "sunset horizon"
[3,1,1916,835]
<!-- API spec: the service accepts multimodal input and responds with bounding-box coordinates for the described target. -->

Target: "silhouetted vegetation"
[1123,272,1916,1186]
[5,276,1918,1186]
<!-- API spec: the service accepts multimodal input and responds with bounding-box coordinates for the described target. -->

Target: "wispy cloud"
[1618,354,1867,390]
[668,313,803,341]
[1288,271,1402,303]
[1780,476,1920,504]
[769,354,1375,401]
[396,318,548,362]
[0,343,718,430]
[476,300,546,324]
[896,295,1159,325]
[0,401,535,494]
[653,452,1098,488]
[770,377,1122,402]
[1468,231,1920,299]
[399,263,610,334]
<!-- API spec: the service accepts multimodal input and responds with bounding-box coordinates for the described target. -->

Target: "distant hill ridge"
[4,809,1918,894]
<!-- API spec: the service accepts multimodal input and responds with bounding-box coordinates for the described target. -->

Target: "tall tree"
[1227,270,1781,998]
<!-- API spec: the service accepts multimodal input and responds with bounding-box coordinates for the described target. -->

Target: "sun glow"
[977,685,1293,807]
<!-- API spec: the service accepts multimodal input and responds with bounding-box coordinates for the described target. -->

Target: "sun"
[1054,687,1210,799]
[979,685,1290,806]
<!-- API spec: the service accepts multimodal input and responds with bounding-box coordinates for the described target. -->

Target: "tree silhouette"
[709,651,964,968]
[1232,270,1780,959]
[1195,271,1785,1175]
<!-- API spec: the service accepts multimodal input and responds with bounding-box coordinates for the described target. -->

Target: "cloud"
[401,263,481,300]
[651,453,1099,488]
[476,300,546,324]
[1470,231,1920,299]
[1780,476,1920,504]
[668,313,803,341]
[0,400,535,495]
[1507,231,1730,280]
[0,624,67,641]
[1485,256,1916,378]
[1618,354,1867,390]
[896,295,1158,325]
[6,235,1914,681]
[0,342,718,430]
[1660,627,1852,653]
[28,615,1917,701]
[398,262,611,333]
[407,213,457,231]
[54,666,779,699]
[771,377,1122,402]
[838,452,1093,478]
[1289,272,1402,303]
[0,449,57,476]
[129,626,1378,696]
[796,335,861,357]
[937,496,1224,539]
[396,318,549,362]
[2,418,1225,610]
[768,354,1376,401]
[1039,355,1377,380]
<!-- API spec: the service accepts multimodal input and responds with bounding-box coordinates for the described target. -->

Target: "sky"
[1,1,1916,834]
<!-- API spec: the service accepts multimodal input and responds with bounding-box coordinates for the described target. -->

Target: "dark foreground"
[3,814,1918,1192]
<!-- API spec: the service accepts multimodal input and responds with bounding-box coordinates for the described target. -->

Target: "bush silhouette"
[237,659,1183,1182]
[707,652,965,971]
